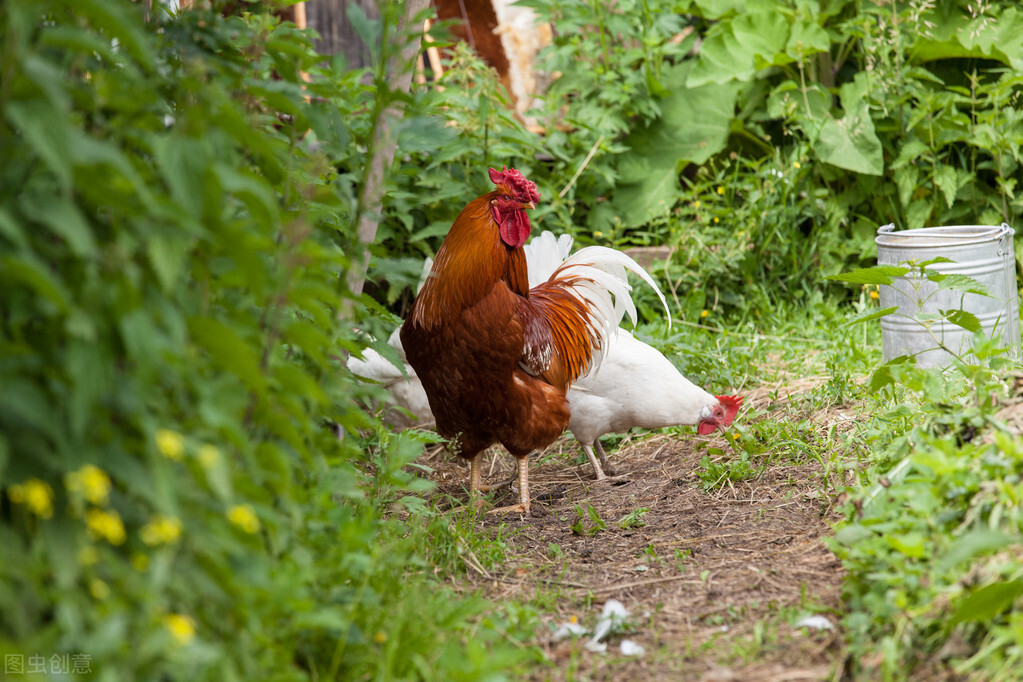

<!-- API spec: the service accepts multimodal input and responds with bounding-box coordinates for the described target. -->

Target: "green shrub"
[0,2,533,678]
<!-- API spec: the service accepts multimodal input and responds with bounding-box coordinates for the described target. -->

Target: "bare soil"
[422,381,853,681]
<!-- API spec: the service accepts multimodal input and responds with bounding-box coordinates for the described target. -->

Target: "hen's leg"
[582,443,608,481]
[593,440,615,477]
[489,454,531,514]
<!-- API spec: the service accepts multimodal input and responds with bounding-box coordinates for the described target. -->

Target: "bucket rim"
[876,223,1014,248]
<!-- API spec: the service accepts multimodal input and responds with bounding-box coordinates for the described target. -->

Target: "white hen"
[347,232,741,479]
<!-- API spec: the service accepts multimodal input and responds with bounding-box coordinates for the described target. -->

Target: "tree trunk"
[344,0,430,310]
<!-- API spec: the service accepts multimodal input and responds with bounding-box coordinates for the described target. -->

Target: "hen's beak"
[523,201,536,210]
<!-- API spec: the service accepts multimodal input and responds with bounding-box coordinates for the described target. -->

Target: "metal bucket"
[875,223,1020,367]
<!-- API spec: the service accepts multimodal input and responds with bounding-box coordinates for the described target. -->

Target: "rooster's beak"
[524,201,535,210]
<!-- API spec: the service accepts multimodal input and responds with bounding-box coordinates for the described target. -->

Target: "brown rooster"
[400,168,667,513]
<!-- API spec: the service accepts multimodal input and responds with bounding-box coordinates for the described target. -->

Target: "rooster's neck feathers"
[410,192,529,330]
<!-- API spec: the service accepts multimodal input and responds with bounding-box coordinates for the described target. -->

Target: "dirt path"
[426,388,850,680]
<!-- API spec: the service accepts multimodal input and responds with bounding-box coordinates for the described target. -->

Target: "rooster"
[399,168,667,513]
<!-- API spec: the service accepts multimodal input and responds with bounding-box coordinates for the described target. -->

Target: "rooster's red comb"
[716,395,743,426]
[489,167,540,204]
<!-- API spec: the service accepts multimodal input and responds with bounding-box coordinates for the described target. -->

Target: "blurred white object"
[794,615,834,631]
[620,639,644,656]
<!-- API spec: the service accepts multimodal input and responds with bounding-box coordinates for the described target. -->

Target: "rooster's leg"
[488,455,531,514]
[469,455,487,508]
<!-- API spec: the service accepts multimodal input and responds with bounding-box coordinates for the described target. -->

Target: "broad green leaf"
[825,266,909,285]
[933,165,958,208]
[614,62,739,226]
[19,197,98,258]
[887,532,926,558]
[940,531,1016,570]
[815,102,884,176]
[5,101,74,192]
[785,19,831,56]
[940,309,982,333]
[927,272,992,297]
[949,579,1023,627]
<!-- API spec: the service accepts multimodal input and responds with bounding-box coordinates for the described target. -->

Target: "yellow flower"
[131,552,150,572]
[141,514,182,546]
[713,217,720,224]
[869,290,879,300]
[226,504,260,534]
[700,310,710,319]
[732,433,741,441]
[569,615,578,624]
[716,187,725,195]
[794,161,801,169]
[692,200,701,209]
[9,479,54,519]
[89,578,110,601]
[155,429,184,460]
[85,508,126,545]
[66,464,111,505]
[593,230,604,238]
[198,445,220,468]
[164,613,196,646]
[78,545,100,566]
[373,631,388,644]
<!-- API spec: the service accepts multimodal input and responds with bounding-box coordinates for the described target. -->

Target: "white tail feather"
[525,233,671,376]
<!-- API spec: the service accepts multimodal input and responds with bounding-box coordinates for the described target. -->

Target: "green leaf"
[843,306,899,327]
[887,532,926,558]
[949,579,1023,627]
[614,62,739,226]
[869,355,914,392]
[785,19,831,56]
[940,309,982,333]
[933,165,958,208]
[814,104,884,175]
[188,317,267,394]
[927,272,992,298]
[5,101,74,192]
[940,531,1016,570]
[19,197,98,258]
[824,266,909,285]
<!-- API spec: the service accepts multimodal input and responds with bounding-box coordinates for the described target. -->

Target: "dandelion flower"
[9,479,54,519]
[716,187,724,195]
[227,504,260,534]
[141,515,182,546]
[85,508,126,545]
[164,614,196,646]
[373,631,388,644]
[732,433,741,441]
[66,464,111,505]
[869,290,879,300]
[700,310,710,319]
[692,200,701,209]
[198,445,220,468]
[713,217,720,224]
[593,231,604,238]
[794,161,801,169]
[155,429,184,460]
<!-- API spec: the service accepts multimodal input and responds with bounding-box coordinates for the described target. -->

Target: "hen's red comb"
[716,395,743,426]
[489,167,540,204]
